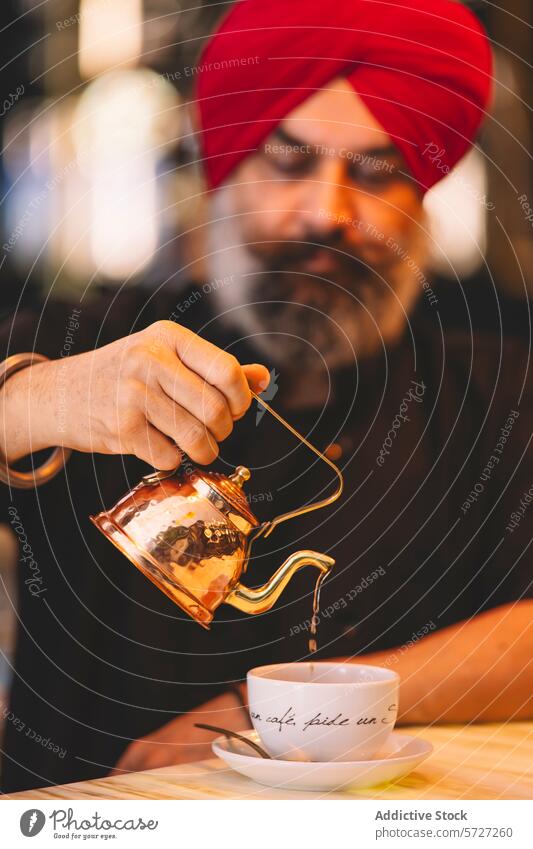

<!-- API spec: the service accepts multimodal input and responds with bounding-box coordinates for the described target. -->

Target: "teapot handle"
[250,391,343,539]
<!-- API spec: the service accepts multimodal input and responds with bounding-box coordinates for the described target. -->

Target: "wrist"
[0,359,59,463]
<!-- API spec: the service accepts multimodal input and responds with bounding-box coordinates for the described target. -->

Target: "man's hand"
[110,689,250,774]
[0,320,270,467]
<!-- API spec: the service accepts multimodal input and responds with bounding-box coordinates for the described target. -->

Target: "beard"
[205,192,427,373]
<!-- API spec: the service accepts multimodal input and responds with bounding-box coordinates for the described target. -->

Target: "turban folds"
[195,0,493,193]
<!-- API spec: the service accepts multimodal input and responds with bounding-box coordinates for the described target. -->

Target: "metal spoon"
[194,722,272,759]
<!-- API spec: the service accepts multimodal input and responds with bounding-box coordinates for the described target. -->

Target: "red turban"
[195,0,492,193]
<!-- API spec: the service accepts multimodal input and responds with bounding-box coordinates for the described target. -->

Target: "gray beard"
[205,193,424,373]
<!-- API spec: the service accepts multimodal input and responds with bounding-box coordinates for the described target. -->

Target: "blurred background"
[0,0,532,728]
[0,0,532,316]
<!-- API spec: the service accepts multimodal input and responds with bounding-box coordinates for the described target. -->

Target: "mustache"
[248,232,364,266]
[246,271,374,316]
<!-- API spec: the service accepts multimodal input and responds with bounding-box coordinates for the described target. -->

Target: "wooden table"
[4,722,533,800]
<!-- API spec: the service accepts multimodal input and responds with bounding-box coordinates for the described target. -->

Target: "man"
[1,0,531,790]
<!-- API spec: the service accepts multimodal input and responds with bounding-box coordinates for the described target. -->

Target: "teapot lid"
[190,466,259,535]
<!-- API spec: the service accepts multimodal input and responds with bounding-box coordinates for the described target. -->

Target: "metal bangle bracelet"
[0,352,72,489]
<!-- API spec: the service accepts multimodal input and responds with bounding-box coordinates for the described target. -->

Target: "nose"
[303,158,357,237]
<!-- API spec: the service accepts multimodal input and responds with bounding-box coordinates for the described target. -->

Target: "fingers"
[151,347,235,441]
[242,364,271,395]
[115,323,272,467]
[144,387,219,465]
[124,421,182,470]
[156,321,255,419]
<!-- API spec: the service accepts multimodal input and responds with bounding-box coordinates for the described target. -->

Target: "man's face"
[206,78,427,370]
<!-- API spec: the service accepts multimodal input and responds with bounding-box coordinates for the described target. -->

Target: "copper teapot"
[90,392,343,628]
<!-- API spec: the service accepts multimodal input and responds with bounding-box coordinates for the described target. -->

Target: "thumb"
[242,363,271,395]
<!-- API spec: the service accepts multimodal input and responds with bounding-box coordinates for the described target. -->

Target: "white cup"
[247,662,399,762]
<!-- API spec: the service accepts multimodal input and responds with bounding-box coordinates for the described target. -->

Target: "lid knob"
[229,466,251,488]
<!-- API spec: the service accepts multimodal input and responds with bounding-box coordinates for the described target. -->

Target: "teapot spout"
[225,550,334,615]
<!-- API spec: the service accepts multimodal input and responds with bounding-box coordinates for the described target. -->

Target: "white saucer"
[212,729,433,792]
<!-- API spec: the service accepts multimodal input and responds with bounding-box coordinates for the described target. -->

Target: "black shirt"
[0,277,531,792]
